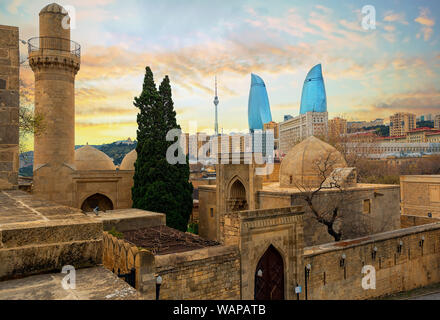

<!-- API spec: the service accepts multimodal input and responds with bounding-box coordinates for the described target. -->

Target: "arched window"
[228,179,248,212]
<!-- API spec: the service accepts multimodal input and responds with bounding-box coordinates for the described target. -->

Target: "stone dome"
[75,145,116,171]
[279,136,347,188]
[120,150,137,171]
[40,3,67,15]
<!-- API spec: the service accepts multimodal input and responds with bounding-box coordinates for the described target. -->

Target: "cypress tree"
[132,67,193,232]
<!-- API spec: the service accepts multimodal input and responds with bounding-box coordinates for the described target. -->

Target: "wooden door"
[254,245,284,300]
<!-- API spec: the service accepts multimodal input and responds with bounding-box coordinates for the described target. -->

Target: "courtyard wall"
[304,222,440,299]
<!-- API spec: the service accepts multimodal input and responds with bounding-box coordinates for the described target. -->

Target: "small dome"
[75,146,116,171]
[40,3,67,15]
[279,136,347,188]
[120,150,137,171]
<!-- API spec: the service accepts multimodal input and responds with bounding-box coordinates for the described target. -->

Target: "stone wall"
[401,214,440,228]
[303,222,440,300]
[102,231,240,300]
[401,175,440,218]
[259,185,401,246]
[0,25,19,190]
[154,246,241,300]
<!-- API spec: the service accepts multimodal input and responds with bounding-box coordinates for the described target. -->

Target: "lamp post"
[340,254,346,267]
[156,276,163,300]
[397,240,403,254]
[305,264,311,300]
[372,246,378,260]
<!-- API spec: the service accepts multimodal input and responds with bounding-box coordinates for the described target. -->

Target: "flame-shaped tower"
[248,74,272,131]
[300,64,327,114]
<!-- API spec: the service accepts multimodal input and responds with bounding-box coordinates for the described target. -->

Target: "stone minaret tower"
[29,3,80,205]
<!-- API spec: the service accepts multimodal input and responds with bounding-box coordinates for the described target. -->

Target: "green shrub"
[108,227,124,239]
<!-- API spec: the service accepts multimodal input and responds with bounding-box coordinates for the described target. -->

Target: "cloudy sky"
[2,0,440,145]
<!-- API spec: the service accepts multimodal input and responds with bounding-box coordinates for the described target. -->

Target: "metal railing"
[28,37,81,58]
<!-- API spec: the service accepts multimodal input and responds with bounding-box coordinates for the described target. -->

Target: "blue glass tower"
[300,64,327,115]
[248,74,272,131]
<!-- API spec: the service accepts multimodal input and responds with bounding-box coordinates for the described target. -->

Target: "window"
[363,199,371,214]
[290,176,293,184]
[210,208,214,218]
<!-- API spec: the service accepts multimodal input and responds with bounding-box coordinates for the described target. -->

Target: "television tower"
[213,76,219,136]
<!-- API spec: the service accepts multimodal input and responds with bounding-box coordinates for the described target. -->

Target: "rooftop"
[123,225,219,255]
[0,190,88,227]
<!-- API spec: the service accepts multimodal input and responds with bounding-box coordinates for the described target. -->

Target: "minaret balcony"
[27,37,80,73]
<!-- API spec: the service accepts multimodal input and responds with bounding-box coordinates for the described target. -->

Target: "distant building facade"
[390,112,416,137]
[329,117,347,137]
[279,112,328,155]
[435,114,440,129]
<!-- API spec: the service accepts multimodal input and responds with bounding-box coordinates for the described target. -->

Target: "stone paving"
[0,267,140,300]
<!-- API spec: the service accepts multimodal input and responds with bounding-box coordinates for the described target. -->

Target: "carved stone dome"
[40,3,67,15]
[120,149,137,171]
[279,136,347,188]
[75,145,116,171]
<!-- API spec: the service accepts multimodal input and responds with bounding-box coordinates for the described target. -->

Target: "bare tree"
[293,150,346,241]
[19,88,45,158]
[293,148,398,242]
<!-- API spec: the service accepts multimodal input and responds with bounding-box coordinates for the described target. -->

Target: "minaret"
[29,3,80,205]
[213,76,219,136]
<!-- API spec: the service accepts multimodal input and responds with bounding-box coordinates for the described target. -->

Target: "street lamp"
[305,264,311,301]
[257,269,263,278]
[156,275,163,300]
[397,240,403,254]
[372,246,378,260]
[340,254,346,267]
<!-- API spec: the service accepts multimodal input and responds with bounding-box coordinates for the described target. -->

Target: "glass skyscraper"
[300,64,327,115]
[248,74,272,131]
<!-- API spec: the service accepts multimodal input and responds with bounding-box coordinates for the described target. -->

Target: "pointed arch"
[227,176,248,212]
[254,245,285,300]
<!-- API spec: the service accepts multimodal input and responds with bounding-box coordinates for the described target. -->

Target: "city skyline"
[2,0,439,146]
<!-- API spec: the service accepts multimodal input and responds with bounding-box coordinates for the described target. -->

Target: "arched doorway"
[254,245,284,300]
[81,193,114,212]
[228,179,248,211]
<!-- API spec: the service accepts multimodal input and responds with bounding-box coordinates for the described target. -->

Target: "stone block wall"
[303,222,440,300]
[154,246,241,300]
[102,232,241,300]
[401,215,440,228]
[401,175,440,218]
[0,25,19,190]
[0,219,103,281]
